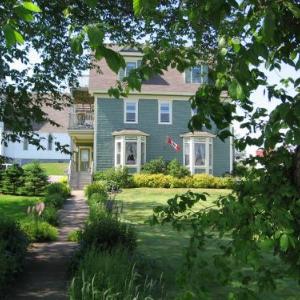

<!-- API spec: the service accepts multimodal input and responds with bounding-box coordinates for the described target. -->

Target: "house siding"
[96,98,231,175]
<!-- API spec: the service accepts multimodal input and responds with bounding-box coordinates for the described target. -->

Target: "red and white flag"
[167,136,181,152]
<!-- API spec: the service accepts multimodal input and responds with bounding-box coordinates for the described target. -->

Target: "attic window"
[118,61,141,81]
[185,65,208,84]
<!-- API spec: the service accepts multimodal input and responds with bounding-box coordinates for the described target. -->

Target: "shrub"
[68,230,80,242]
[192,174,233,189]
[93,167,133,188]
[141,157,167,174]
[167,159,190,178]
[78,212,137,252]
[1,164,24,194]
[44,193,65,209]
[89,192,108,205]
[0,218,28,295]
[170,176,194,188]
[42,206,59,226]
[21,221,58,242]
[69,248,162,300]
[84,181,107,201]
[46,182,70,199]
[133,173,173,188]
[22,162,49,196]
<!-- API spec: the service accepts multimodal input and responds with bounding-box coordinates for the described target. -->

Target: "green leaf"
[280,233,289,252]
[86,25,104,48]
[133,0,156,16]
[70,37,83,55]
[97,47,125,73]
[22,1,41,12]
[220,48,227,56]
[3,24,24,47]
[133,0,142,15]
[283,1,300,18]
[231,37,241,53]
[263,8,276,42]
[228,79,244,99]
[14,6,34,22]
[85,0,98,8]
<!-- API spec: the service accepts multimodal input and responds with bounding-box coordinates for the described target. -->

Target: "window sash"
[125,62,137,76]
[125,101,137,123]
[159,102,171,124]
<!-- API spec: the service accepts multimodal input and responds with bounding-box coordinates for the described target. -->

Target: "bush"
[93,167,133,188]
[0,218,28,295]
[1,164,24,194]
[78,211,137,252]
[44,193,65,209]
[192,174,233,189]
[22,162,49,196]
[89,192,108,205]
[84,181,107,201]
[42,206,59,226]
[69,248,162,300]
[46,182,70,199]
[133,173,173,188]
[68,230,80,242]
[141,157,167,174]
[167,159,190,178]
[21,221,58,242]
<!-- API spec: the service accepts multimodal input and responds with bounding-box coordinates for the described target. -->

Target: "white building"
[0,106,71,165]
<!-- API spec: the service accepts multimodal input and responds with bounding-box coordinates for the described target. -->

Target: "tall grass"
[69,248,164,300]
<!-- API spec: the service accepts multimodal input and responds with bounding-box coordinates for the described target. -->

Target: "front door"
[79,148,90,171]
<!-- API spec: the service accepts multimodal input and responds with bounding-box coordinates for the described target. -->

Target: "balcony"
[68,112,94,130]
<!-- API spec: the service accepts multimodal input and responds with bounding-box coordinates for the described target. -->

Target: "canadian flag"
[167,136,181,152]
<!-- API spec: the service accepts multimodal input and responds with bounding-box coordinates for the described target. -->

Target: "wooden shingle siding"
[95,98,231,175]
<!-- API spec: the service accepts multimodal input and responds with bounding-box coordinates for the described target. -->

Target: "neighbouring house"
[0,106,71,165]
[68,46,233,189]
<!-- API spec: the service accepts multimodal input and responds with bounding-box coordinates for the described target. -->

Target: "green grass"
[0,194,41,221]
[116,188,300,299]
[24,162,68,176]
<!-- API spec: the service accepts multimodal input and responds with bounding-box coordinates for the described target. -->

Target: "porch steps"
[70,172,92,190]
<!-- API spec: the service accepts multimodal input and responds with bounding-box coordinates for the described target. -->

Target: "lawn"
[116,188,300,299]
[24,162,68,176]
[0,194,40,221]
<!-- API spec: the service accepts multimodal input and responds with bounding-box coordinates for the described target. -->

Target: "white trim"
[93,95,97,172]
[158,100,172,125]
[124,61,137,77]
[124,100,138,124]
[229,125,233,173]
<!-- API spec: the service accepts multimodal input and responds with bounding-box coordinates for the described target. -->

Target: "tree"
[1,0,300,297]
[1,164,24,194]
[22,162,48,196]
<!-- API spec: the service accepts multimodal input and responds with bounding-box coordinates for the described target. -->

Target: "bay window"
[182,133,214,174]
[113,131,148,172]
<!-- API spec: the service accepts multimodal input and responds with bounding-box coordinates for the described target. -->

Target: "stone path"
[7,191,89,300]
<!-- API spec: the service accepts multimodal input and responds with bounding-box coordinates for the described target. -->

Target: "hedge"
[132,173,234,189]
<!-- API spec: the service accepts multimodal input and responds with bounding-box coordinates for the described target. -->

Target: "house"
[0,106,71,165]
[68,46,233,188]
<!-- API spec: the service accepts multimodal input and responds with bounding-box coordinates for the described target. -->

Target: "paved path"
[7,191,88,300]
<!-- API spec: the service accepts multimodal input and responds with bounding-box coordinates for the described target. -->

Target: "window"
[183,136,213,174]
[47,134,53,151]
[124,101,138,123]
[159,101,172,124]
[114,135,147,171]
[23,138,28,151]
[185,65,208,84]
[191,107,197,116]
[124,62,137,76]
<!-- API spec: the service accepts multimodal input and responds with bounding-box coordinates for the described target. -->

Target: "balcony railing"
[68,112,94,130]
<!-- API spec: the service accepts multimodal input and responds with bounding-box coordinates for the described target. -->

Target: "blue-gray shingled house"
[68,46,233,188]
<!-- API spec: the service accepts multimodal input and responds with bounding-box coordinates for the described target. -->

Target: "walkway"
[7,191,89,300]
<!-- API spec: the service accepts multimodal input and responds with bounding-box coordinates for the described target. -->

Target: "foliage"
[21,220,58,242]
[1,164,24,195]
[21,162,49,196]
[88,192,108,205]
[24,163,69,176]
[78,211,137,253]
[0,218,28,295]
[84,181,108,201]
[46,182,70,199]
[167,159,190,178]
[68,230,80,242]
[141,157,167,174]
[41,206,59,226]
[69,248,163,300]
[93,167,133,188]
[44,193,65,209]
[132,173,233,189]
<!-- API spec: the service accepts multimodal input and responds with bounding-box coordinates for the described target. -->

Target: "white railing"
[68,112,94,129]
[67,160,73,183]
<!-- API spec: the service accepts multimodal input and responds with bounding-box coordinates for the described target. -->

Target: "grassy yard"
[116,188,300,299]
[0,194,40,221]
[24,162,68,176]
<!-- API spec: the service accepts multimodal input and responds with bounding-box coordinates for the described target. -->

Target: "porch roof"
[180,131,216,138]
[112,129,150,136]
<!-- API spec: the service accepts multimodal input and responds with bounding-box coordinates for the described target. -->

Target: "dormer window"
[185,65,208,84]
[118,61,141,80]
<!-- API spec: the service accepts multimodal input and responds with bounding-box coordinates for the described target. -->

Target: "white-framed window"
[158,101,172,124]
[183,137,213,174]
[23,138,28,151]
[185,65,208,84]
[124,100,138,123]
[114,135,146,171]
[124,62,137,76]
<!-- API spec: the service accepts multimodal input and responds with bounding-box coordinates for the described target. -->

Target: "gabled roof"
[112,129,149,136]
